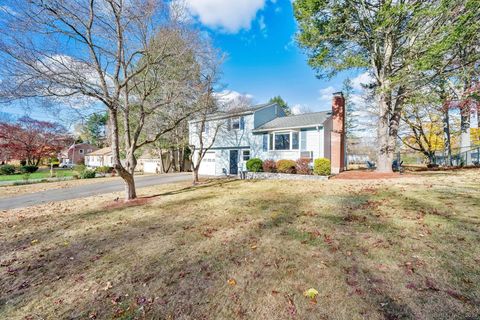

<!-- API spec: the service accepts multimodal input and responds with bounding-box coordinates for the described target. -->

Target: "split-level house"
[189,92,346,176]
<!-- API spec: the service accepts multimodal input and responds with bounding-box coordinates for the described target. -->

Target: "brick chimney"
[330,92,346,174]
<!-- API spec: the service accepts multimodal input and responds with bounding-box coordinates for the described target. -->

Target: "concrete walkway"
[0,173,191,210]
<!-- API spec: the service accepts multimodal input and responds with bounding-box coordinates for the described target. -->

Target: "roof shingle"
[254,111,331,131]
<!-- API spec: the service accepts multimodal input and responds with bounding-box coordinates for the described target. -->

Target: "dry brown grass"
[1,170,479,319]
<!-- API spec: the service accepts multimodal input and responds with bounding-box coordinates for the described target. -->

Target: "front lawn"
[0,168,75,182]
[1,170,479,319]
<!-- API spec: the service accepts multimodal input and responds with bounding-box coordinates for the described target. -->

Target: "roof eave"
[252,124,325,133]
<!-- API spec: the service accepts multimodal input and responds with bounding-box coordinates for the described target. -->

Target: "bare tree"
[0,0,220,199]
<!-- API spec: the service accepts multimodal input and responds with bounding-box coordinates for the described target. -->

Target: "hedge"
[0,164,16,175]
[276,159,296,174]
[313,158,331,176]
[246,158,263,172]
[20,165,39,174]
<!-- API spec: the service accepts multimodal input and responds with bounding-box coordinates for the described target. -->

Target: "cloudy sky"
[184,0,371,113]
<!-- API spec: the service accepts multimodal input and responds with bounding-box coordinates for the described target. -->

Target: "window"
[292,132,299,150]
[275,133,290,150]
[262,134,268,151]
[268,131,300,150]
[203,122,209,133]
[79,149,84,154]
[231,117,240,130]
[242,150,250,161]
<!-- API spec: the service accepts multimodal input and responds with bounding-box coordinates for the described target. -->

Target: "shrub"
[96,166,114,176]
[262,159,277,173]
[0,164,16,175]
[246,158,263,172]
[80,169,96,179]
[314,158,331,176]
[276,159,296,174]
[295,158,312,175]
[20,160,27,166]
[20,165,39,173]
[73,164,86,174]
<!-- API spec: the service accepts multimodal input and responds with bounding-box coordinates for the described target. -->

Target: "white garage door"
[143,160,159,173]
[199,152,216,176]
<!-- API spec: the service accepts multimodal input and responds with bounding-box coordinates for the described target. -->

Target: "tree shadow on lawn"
[1,183,310,319]
[332,186,480,320]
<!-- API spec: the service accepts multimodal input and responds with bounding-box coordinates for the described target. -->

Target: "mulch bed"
[332,170,412,180]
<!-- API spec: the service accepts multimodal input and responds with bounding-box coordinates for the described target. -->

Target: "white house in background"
[85,147,113,168]
[188,92,346,176]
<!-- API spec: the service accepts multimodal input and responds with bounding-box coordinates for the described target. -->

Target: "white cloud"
[182,0,267,33]
[351,72,374,91]
[215,90,253,104]
[258,15,267,37]
[318,86,337,103]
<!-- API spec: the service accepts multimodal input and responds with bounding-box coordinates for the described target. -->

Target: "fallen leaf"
[303,288,319,299]
[227,278,237,286]
[103,281,113,291]
[31,239,39,245]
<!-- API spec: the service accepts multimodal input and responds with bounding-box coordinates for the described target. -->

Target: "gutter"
[252,124,325,133]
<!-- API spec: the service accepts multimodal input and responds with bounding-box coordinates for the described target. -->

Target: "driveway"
[0,173,191,210]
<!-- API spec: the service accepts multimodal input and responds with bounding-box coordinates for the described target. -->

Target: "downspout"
[317,125,321,159]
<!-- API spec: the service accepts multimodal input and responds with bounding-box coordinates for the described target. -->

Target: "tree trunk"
[442,107,452,166]
[460,105,471,152]
[123,172,137,199]
[109,108,137,200]
[192,167,199,184]
[376,92,394,172]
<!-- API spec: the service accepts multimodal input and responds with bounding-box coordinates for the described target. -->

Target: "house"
[189,92,346,176]
[84,147,113,168]
[138,149,191,174]
[58,143,98,166]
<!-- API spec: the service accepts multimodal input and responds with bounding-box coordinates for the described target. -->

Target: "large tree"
[293,0,479,172]
[0,0,221,199]
[78,112,108,147]
[0,116,71,165]
[269,96,291,115]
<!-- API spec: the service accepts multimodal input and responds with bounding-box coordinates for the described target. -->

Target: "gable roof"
[253,111,331,131]
[86,147,112,156]
[189,102,278,123]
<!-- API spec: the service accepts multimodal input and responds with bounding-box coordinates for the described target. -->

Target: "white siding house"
[189,94,346,176]
[85,147,113,168]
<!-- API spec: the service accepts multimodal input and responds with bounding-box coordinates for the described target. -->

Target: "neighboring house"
[189,92,346,176]
[84,147,113,168]
[58,143,98,165]
[138,149,192,174]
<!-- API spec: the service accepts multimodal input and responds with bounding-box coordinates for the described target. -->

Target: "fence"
[399,146,480,167]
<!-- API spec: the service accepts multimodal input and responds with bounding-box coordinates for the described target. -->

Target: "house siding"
[189,104,328,176]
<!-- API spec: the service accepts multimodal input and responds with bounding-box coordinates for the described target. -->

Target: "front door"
[229,150,239,175]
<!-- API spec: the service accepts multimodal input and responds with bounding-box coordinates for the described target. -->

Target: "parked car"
[59,162,74,169]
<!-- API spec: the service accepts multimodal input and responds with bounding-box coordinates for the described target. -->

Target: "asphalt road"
[0,173,191,210]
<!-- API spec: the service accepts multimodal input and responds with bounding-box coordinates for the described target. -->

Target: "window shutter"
[227,118,231,131]
[240,116,245,130]
[300,131,307,151]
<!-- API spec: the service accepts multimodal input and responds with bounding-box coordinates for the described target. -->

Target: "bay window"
[268,131,300,151]
[274,132,290,150]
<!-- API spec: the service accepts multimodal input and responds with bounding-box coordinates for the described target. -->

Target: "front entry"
[229,150,239,175]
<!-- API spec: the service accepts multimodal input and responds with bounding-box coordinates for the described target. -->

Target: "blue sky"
[1,0,371,124]
[190,0,366,113]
